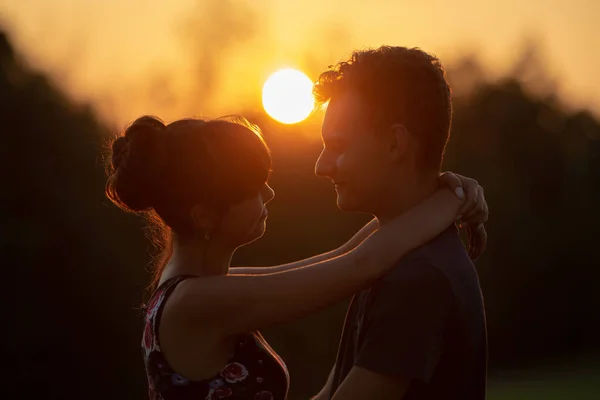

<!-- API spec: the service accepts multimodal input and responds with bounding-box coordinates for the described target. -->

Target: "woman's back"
[142,275,290,399]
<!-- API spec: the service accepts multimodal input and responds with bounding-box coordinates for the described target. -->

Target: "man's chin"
[239,223,266,246]
[336,198,364,213]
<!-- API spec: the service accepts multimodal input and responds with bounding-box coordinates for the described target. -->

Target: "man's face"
[315,92,396,214]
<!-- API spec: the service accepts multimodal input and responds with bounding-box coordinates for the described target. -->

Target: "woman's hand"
[438,172,489,261]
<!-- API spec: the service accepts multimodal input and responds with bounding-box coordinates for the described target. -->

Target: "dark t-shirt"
[329,226,487,399]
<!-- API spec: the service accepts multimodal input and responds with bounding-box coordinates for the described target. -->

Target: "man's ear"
[388,123,410,163]
[190,204,217,234]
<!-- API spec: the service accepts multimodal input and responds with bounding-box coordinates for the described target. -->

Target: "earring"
[204,232,211,241]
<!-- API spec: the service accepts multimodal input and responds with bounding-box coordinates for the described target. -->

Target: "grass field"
[487,359,600,400]
[288,359,600,399]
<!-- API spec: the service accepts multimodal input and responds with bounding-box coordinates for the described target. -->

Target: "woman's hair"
[106,115,271,292]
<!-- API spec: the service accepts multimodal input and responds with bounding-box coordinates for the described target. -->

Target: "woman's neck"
[166,235,235,278]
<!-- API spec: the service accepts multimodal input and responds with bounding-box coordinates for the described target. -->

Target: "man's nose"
[315,150,333,178]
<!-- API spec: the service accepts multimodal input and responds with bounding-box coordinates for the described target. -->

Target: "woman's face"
[217,183,275,247]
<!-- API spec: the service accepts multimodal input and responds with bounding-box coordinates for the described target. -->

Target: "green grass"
[487,360,600,400]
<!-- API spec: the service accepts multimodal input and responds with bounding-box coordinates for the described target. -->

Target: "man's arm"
[230,219,378,275]
[331,366,410,400]
[312,365,336,400]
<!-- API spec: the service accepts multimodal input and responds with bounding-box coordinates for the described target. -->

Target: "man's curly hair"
[313,46,452,171]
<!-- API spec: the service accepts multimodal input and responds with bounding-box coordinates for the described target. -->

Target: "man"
[312,46,488,399]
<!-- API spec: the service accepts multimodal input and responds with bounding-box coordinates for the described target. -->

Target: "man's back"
[330,225,487,399]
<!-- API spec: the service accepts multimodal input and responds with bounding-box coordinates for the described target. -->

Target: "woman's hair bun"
[106,116,168,212]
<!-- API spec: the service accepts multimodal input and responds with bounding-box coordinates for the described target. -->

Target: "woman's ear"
[388,123,410,163]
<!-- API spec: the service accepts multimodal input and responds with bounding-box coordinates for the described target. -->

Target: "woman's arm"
[230,171,489,275]
[169,188,464,337]
[229,219,379,275]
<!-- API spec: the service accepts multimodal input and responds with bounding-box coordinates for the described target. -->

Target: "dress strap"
[143,275,196,355]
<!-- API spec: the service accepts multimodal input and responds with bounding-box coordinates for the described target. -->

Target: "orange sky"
[1,0,598,126]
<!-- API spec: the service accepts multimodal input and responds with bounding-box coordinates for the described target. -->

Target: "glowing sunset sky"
[1,0,598,125]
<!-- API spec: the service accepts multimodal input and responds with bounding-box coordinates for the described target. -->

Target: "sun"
[262,68,315,124]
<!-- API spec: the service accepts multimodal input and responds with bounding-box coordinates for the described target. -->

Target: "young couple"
[107,46,488,399]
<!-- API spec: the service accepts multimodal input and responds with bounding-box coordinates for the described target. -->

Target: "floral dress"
[142,275,290,400]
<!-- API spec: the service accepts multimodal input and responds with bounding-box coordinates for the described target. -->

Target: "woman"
[106,115,487,400]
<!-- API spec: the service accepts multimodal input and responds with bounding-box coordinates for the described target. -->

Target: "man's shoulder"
[406,225,472,267]
[379,225,477,292]
[419,225,471,260]
[369,251,450,302]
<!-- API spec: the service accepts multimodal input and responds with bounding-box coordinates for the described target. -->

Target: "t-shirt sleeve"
[355,259,454,382]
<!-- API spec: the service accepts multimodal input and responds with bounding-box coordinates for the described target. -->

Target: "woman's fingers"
[463,186,488,223]
[439,172,488,225]
[440,173,487,260]
[458,182,480,219]
[439,172,465,199]
[467,223,487,261]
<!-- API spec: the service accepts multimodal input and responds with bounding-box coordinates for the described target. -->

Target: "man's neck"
[375,173,439,226]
